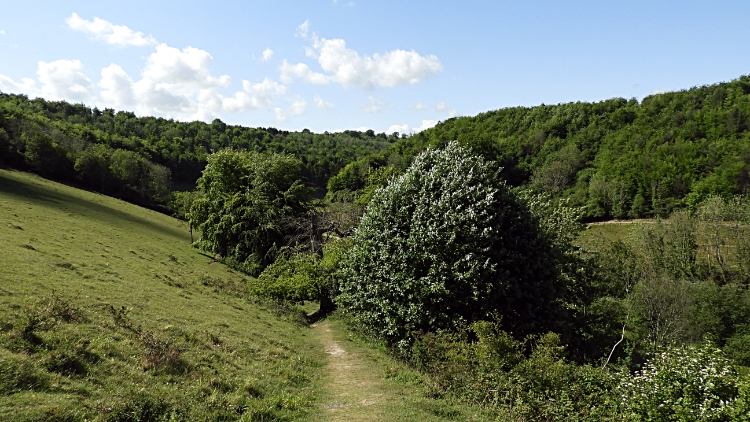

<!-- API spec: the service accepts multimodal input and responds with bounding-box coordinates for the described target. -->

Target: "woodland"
[2,75,750,421]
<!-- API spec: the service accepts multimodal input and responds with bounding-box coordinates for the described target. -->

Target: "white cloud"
[0,38,286,122]
[1,60,96,102]
[436,101,458,117]
[0,30,5,35]
[66,13,157,48]
[96,44,286,121]
[279,60,330,85]
[314,95,335,109]
[408,102,429,110]
[274,96,307,123]
[0,74,37,95]
[38,59,95,102]
[261,48,274,62]
[387,119,438,135]
[296,20,311,38]
[650,88,668,95]
[356,126,369,132]
[99,63,135,105]
[280,32,443,90]
[221,78,287,113]
[361,96,391,114]
[142,44,231,88]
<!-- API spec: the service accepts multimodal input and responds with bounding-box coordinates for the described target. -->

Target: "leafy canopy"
[253,238,352,304]
[189,149,310,275]
[337,142,563,349]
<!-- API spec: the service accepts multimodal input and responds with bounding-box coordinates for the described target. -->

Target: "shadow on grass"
[0,170,186,240]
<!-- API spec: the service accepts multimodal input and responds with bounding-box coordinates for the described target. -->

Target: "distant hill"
[328,75,750,220]
[0,93,397,208]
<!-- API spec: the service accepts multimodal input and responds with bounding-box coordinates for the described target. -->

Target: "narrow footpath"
[309,320,491,422]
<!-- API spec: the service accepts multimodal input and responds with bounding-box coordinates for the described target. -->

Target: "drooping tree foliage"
[337,142,565,349]
[189,149,310,275]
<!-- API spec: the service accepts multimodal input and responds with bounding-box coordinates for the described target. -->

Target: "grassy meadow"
[0,168,326,421]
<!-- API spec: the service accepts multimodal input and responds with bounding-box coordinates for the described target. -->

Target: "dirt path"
[312,321,391,421]
[309,320,489,422]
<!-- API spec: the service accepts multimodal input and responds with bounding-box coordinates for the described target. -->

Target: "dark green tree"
[189,149,310,275]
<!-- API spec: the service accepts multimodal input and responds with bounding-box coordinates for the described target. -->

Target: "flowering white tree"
[616,342,744,421]
[337,142,564,349]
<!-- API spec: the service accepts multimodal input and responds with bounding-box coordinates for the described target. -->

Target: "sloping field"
[0,169,324,421]
[0,169,495,422]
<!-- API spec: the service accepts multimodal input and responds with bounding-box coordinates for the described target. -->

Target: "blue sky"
[2,1,750,134]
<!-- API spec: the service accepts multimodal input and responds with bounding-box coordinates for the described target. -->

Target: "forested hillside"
[0,93,396,208]
[329,75,750,220]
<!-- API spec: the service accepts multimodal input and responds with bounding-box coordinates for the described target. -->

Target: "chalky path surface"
[313,321,391,421]
[309,320,492,422]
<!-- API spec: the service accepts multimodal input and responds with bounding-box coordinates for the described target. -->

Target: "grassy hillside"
[0,168,325,421]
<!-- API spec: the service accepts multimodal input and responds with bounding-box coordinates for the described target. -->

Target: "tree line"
[0,92,396,209]
[327,75,750,220]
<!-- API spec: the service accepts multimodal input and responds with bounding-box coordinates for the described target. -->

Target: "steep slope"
[0,168,324,421]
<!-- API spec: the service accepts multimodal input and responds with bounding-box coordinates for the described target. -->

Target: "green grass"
[0,169,498,421]
[0,169,325,421]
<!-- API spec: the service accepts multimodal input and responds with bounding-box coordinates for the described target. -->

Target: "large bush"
[337,142,563,349]
[253,238,352,313]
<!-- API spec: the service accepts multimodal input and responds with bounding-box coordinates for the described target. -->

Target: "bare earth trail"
[313,321,390,421]
[307,320,490,422]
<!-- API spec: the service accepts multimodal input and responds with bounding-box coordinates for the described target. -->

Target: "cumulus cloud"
[0,74,37,94]
[408,102,429,110]
[66,13,157,48]
[142,44,231,88]
[275,96,307,122]
[650,88,668,95]
[281,27,443,90]
[96,44,287,121]
[260,48,274,62]
[37,59,95,102]
[99,63,135,105]
[361,96,391,114]
[1,60,97,102]
[387,119,438,135]
[314,95,335,109]
[279,60,330,85]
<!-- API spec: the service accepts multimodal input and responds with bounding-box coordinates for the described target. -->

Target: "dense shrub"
[615,342,744,422]
[408,322,619,421]
[337,142,563,349]
[253,238,352,312]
